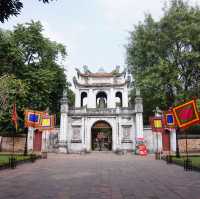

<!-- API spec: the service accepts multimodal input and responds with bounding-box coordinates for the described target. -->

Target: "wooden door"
[162,130,170,151]
[33,130,42,151]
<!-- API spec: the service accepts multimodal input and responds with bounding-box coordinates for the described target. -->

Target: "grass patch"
[0,154,30,166]
[172,156,200,169]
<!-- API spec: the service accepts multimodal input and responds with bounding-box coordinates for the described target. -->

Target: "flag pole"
[11,100,18,169]
[24,127,28,156]
[12,102,17,155]
[175,127,180,158]
[12,128,15,155]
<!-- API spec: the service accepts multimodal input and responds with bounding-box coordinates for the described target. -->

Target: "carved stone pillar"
[58,90,68,153]
[135,90,144,140]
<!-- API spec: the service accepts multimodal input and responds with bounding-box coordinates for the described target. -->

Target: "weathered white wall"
[75,89,80,107]
[88,89,94,108]
[67,115,135,153]
[143,128,177,153]
[75,82,128,109]
[143,128,163,153]
[122,86,128,107]
[143,128,154,153]
[58,103,68,153]
[170,129,176,152]
[27,127,34,152]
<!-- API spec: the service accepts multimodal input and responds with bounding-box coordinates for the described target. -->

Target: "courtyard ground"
[0,152,200,199]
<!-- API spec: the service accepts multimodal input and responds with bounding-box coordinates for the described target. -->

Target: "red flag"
[12,102,18,130]
[172,99,200,129]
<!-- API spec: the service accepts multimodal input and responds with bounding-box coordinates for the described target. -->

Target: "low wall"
[0,136,26,152]
[143,128,154,152]
[178,139,200,153]
[143,128,163,153]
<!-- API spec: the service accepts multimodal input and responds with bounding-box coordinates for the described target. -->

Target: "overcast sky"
[1,0,199,83]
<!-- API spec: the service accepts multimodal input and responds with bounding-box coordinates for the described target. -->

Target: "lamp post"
[176,127,180,158]
[153,107,162,160]
[24,127,28,156]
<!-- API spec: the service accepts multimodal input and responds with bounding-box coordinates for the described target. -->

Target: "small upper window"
[81,92,87,107]
[96,91,107,108]
[115,92,122,107]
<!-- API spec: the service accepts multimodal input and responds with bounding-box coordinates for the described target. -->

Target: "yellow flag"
[154,120,162,128]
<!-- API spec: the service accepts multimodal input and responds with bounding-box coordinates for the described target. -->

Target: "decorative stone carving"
[122,117,132,122]
[135,97,143,113]
[61,104,68,113]
[71,126,81,143]
[58,140,67,147]
[122,126,132,143]
[72,117,82,123]
[61,89,68,105]
[123,126,130,138]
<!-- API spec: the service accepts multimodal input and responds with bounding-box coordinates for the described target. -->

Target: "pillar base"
[58,140,68,153]
[59,147,68,153]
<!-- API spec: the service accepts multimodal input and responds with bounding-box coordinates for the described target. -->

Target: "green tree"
[127,0,200,124]
[0,0,54,23]
[0,74,27,132]
[0,21,74,132]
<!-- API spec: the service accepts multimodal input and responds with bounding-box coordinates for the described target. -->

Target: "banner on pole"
[172,99,200,129]
[40,114,56,130]
[24,109,56,130]
[149,117,164,132]
[24,110,44,128]
[163,111,176,129]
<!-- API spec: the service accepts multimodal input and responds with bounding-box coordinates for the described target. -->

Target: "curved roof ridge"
[75,68,126,78]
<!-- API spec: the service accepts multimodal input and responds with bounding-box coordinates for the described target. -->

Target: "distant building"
[58,67,144,153]
[26,67,178,154]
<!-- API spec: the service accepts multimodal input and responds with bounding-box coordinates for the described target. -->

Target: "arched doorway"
[91,121,112,151]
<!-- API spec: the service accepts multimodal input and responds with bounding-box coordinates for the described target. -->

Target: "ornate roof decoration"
[75,66,126,78]
[98,67,105,73]
[73,77,128,88]
[83,65,91,74]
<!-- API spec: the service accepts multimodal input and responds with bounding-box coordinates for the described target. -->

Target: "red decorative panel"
[172,100,200,129]
[162,130,170,151]
[33,130,42,151]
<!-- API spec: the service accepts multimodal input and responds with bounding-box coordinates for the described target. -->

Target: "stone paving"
[0,153,200,199]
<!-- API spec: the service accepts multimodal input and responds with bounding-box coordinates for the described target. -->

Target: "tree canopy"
[0,74,27,132]
[127,0,200,124]
[0,21,74,132]
[0,0,55,23]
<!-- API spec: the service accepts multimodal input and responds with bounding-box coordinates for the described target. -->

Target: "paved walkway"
[0,153,200,199]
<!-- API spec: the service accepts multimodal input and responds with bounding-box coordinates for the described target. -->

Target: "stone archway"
[91,121,112,151]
